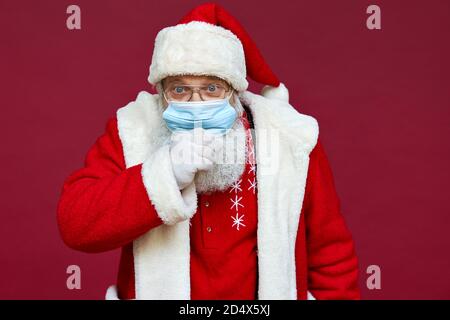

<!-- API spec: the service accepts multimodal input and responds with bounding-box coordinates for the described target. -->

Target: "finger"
[189,144,215,164]
[190,143,204,157]
[201,131,217,145]
[172,141,202,165]
[201,145,215,162]
[196,157,214,171]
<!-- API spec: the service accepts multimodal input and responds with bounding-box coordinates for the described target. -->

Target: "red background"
[1,0,449,299]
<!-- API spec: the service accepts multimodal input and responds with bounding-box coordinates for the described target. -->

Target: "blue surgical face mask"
[162,92,237,135]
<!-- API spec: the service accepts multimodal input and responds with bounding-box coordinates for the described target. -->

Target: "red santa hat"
[148,2,289,102]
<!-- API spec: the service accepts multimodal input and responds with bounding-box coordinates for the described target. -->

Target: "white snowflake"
[230,195,244,211]
[248,164,256,175]
[229,179,242,193]
[248,178,257,194]
[231,213,246,231]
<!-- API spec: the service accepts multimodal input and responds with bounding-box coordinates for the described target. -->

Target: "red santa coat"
[57,90,360,300]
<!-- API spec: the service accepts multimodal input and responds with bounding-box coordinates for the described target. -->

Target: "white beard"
[194,118,247,194]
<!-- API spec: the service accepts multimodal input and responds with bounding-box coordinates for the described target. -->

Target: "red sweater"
[57,113,360,300]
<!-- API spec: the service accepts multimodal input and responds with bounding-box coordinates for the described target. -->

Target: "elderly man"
[57,3,360,300]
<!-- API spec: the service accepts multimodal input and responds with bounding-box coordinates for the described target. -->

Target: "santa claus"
[57,3,360,300]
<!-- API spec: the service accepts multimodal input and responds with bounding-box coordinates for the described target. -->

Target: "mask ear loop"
[162,91,171,104]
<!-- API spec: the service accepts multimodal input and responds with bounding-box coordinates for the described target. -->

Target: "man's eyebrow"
[169,77,184,82]
[164,77,185,85]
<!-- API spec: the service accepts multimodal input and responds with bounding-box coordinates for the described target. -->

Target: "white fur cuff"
[141,144,198,225]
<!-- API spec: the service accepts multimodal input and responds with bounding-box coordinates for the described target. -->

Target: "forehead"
[163,75,228,86]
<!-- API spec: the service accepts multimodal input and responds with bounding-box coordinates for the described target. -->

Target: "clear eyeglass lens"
[165,83,228,101]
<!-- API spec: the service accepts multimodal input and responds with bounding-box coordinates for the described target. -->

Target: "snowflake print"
[229,179,242,193]
[248,178,256,194]
[248,164,256,175]
[230,195,244,211]
[231,212,246,231]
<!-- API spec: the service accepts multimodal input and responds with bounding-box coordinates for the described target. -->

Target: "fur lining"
[240,90,319,299]
[116,91,169,167]
[133,219,191,299]
[148,21,248,91]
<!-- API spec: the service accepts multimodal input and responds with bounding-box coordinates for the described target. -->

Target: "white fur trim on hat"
[148,21,248,91]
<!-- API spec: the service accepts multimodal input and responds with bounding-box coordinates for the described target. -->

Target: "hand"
[169,128,216,190]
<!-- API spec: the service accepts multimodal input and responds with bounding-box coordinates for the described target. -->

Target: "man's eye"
[207,84,217,92]
[174,86,185,94]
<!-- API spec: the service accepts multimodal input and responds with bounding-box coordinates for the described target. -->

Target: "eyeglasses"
[163,82,233,102]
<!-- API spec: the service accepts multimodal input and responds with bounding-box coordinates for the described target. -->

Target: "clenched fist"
[169,128,221,190]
